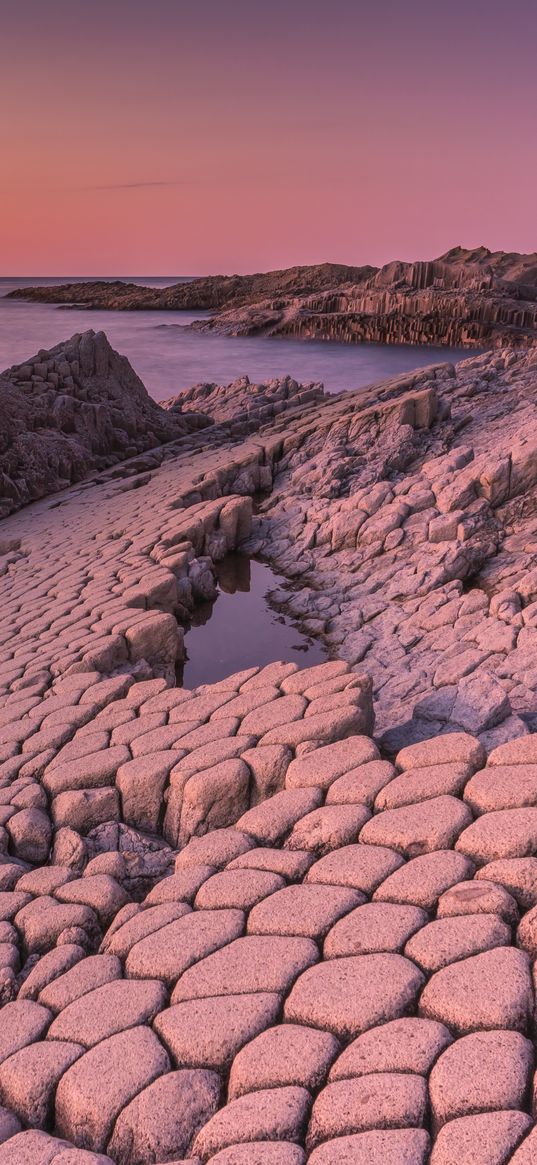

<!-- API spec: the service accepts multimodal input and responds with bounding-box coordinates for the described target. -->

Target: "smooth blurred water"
[0,276,474,401]
[179,554,326,689]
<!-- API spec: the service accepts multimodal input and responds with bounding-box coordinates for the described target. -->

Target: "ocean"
[0,275,474,401]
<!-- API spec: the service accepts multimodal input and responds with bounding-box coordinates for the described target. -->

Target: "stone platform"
[3,334,537,1160]
[0,658,536,1163]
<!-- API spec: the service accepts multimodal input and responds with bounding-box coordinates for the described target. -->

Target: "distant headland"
[7,247,537,349]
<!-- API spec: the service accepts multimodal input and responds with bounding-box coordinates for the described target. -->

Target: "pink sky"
[2,0,536,275]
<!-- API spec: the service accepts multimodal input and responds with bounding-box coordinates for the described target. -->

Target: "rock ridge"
[9,246,537,349]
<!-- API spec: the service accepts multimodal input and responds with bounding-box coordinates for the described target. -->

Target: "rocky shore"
[8,246,537,348]
[3,332,537,1160]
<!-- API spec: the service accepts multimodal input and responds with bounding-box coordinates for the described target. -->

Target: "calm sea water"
[179,554,326,689]
[0,276,475,400]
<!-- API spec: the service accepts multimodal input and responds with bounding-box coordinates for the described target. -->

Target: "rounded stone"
[436,879,519,925]
[404,914,511,973]
[228,1025,339,1099]
[155,993,281,1071]
[284,953,425,1040]
[307,1128,430,1164]
[374,850,474,909]
[306,1073,427,1148]
[171,936,319,1003]
[247,884,363,940]
[419,948,533,1034]
[192,1087,311,1162]
[324,902,426,957]
[360,796,472,857]
[429,1030,533,1129]
[305,845,403,893]
[456,809,537,864]
[55,1025,170,1151]
[429,1110,531,1165]
[329,1016,452,1080]
[107,1068,221,1165]
[0,1040,83,1129]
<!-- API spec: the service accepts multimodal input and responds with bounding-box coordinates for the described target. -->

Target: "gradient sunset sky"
[2,0,536,275]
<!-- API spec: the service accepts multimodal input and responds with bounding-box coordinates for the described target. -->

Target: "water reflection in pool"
[178,554,326,689]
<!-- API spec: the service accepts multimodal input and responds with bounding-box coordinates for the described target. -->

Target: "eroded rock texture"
[0,330,209,517]
[10,247,537,348]
[2,338,537,1160]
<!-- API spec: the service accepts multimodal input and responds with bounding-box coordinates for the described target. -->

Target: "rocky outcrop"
[0,330,209,517]
[164,373,325,428]
[9,246,537,348]
[240,346,537,750]
[193,246,537,348]
[6,263,374,311]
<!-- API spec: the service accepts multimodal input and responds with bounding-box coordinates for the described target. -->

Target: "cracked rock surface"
[2,333,537,1160]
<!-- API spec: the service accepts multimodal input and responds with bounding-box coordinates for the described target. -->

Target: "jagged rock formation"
[9,247,537,348]
[0,330,209,517]
[166,374,325,428]
[3,339,537,1159]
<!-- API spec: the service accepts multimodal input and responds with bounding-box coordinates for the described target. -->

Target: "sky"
[1,0,536,275]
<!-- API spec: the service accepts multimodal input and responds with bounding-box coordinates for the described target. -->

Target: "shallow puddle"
[178,553,326,688]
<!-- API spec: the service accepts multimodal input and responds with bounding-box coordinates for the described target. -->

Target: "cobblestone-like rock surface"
[2,337,537,1160]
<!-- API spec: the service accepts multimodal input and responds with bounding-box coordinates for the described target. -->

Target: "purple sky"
[2,0,536,274]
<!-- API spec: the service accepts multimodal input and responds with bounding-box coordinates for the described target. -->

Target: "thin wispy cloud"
[83,180,179,191]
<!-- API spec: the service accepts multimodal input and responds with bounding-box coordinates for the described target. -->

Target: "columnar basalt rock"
[3,338,537,1160]
[10,247,537,350]
[1,665,537,1161]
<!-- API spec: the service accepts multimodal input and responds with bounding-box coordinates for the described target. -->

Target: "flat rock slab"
[55,1025,170,1151]
[154,993,281,1071]
[419,948,534,1034]
[329,1016,452,1080]
[307,1073,427,1147]
[284,953,424,1039]
[192,1086,311,1162]
[307,1128,430,1164]
[360,796,472,857]
[428,1030,533,1128]
[171,936,319,1002]
[429,1110,531,1165]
